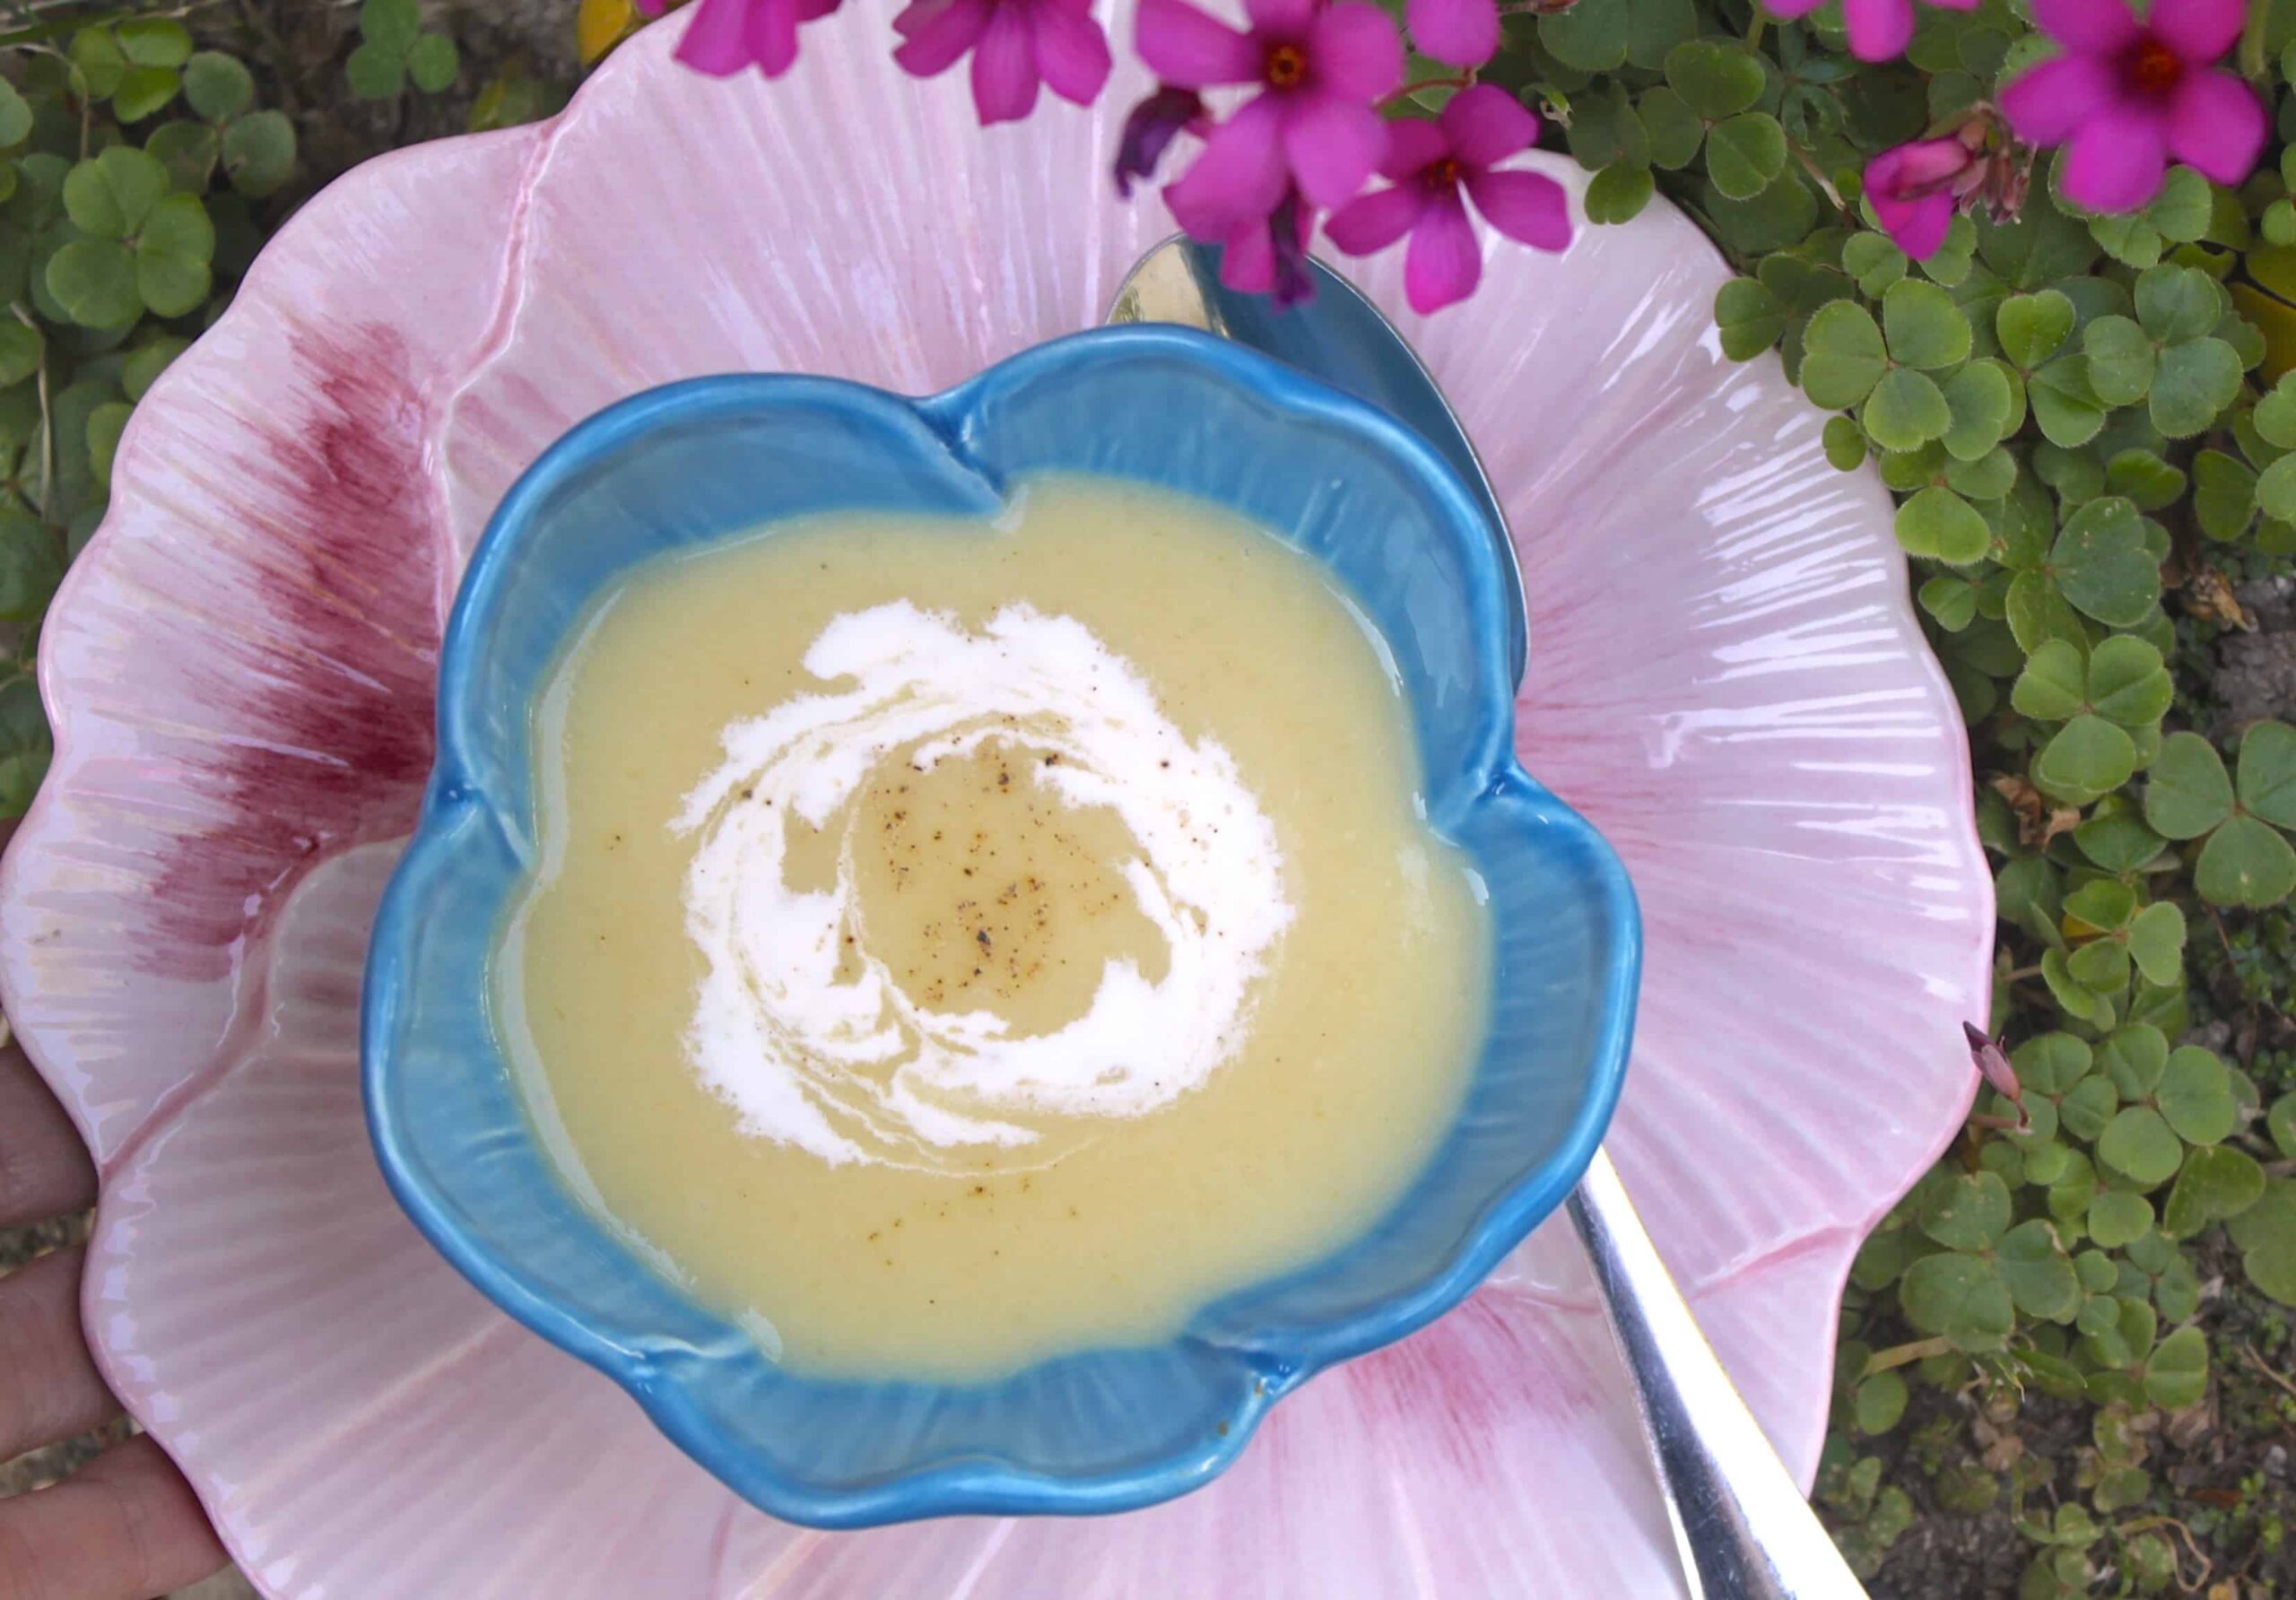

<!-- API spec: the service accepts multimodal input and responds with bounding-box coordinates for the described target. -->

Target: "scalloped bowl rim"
[361,324,1639,1527]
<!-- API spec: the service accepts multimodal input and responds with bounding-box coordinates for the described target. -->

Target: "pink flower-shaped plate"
[0,8,1993,1595]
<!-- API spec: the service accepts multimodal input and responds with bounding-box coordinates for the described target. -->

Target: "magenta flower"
[1325,86,1570,314]
[893,0,1112,126]
[2000,0,2265,213]
[636,0,841,77]
[1866,138,1970,259]
[1406,0,1498,69]
[1219,187,1318,307]
[1135,0,1403,240]
[1864,110,2025,260]
[1764,0,1976,64]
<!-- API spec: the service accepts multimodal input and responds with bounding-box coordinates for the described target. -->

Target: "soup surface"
[503,475,1490,1378]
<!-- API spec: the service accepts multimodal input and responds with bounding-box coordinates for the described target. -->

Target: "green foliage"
[347,0,460,100]
[0,5,491,821]
[1518,0,2296,1577]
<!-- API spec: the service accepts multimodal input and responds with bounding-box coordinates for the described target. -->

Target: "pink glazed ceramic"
[0,6,1993,1594]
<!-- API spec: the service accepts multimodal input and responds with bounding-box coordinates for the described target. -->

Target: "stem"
[1860,1335,1952,1376]
[1380,74,1473,109]
[1746,12,1766,53]
[2245,1344,2296,1402]
[2113,1516,2213,1588]
[2242,0,2271,82]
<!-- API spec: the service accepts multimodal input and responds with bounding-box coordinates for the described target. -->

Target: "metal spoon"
[1108,237,1868,1600]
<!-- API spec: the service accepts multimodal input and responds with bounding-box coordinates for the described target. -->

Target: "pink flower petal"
[1378,117,1450,180]
[1440,84,1539,170]
[1245,0,1316,37]
[1220,214,1279,293]
[1307,1,1404,103]
[2031,0,2139,54]
[1405,188,1481,313]
[1872,188,1956,259]
[1999,53,2118,146]
[1406,0,1499,69]
[1135,0,1260,87]
[1033,2,1112,104]
[1866,135,1972,197]
[970,3,1042,123]
[1283,90,1387,209]
[1217,196,1310,303]
[1842,0,1916,62]
[671,0,759,74]
[1165,92,1289,237]
[2063,102,2170,212]
[1326,182,1428,254]
[745,0,803,75]
[2169,69,2267,184]
[1465,168,1572,251]
[2148,0,2244,64]
[891,0,990,77]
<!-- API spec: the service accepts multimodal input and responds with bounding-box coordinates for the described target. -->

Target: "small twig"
[1789,140,1847,213]
[1379,74,1474,109]
[1860,1335,1952,1377]
[2113,1515,2213,1589]
[2245,1344,2296,1403]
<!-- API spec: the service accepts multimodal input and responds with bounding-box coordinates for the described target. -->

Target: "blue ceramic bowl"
[363,326,1640,1529]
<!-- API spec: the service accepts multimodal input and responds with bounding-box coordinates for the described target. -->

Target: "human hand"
[1,1042,230,1600]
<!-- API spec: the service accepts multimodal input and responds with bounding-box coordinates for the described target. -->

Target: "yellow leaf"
[579,0,646,66]
[2230,283,2296,387]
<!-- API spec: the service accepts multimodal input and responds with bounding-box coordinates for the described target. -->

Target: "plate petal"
[0,131,544,1167]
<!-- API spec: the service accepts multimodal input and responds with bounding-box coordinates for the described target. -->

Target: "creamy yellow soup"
[501,476,1490,1380]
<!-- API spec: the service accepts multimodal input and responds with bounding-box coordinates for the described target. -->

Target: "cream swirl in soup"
[674,601,1292,1167]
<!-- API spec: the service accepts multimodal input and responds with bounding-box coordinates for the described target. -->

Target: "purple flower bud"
[1113,86,1206,198]
[1963,1021,2022,1110]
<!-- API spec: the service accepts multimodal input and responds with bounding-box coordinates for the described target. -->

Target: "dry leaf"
[2184,568,2256,632]
[1991,774,2080,849]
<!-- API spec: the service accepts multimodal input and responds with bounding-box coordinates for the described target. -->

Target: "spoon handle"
[1565,1151,1869,1600]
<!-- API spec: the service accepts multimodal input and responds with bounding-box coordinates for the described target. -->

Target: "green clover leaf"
[1996,290,2074,370]
[1900,1252,2015,1352]
[1801,300,1887,409]
[2052,498,2161,625]
[2081,315,2154,406]
[0,677,51,816]
[2193,448,2257,540]
[2097,1106,2182,1187]
[2161,1144,2264,1239]
[2227,1179,2296,1305]
[2140,1325,2207,1411]
[2087,1190,2153,1249]
[2155,1045,2235,1144]
[1921,1170,2011,1251]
